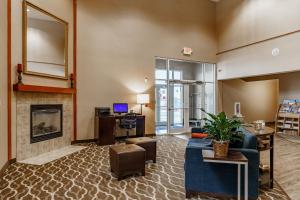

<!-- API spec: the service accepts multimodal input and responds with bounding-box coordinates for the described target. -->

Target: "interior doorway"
[155,58,216,135]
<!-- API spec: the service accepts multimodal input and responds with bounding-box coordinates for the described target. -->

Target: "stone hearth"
[16,92,72,161]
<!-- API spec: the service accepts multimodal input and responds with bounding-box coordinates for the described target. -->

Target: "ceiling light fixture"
[272,48,280,56]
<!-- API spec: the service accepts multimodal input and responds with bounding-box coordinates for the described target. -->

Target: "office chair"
[119,113,137,138]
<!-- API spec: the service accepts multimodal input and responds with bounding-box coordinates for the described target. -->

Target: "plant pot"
[213,140,229,157]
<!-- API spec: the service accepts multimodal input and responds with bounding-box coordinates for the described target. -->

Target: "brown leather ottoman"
[125,137,157,163]
[109,144,146,180]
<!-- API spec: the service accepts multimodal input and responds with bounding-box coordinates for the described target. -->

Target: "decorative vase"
[213,140,229,157]
[17,63,23,85]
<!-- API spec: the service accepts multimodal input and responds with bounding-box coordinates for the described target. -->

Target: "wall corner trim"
[73,0,77,141]
[0,158,16,176]
[7,0,12,160]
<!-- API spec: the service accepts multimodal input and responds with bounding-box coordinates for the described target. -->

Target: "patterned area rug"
[0,136,290,200]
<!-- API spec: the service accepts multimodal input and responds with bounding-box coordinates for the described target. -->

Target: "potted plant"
[201,109,243,157]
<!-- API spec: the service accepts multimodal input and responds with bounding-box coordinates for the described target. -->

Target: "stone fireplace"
[30,104,63,143]
[16,92,72,161]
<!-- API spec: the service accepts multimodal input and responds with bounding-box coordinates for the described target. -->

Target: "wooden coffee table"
[202,150,248,200]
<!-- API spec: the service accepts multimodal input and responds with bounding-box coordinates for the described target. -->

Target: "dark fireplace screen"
[30,104,63,143]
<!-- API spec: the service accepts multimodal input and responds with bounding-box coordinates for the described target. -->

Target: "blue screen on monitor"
[113,103,128,114]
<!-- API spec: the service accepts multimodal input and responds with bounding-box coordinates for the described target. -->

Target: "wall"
[10,0,73,159]
[77,0,217,139]
[216,0,300,80]
[0,0,8,169]
[277,72,300,102]
[220,79,279,123]
[240,71,300,103]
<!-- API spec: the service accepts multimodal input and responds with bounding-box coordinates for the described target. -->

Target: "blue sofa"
[185,128,259,199]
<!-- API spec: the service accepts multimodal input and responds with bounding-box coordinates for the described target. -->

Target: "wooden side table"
[244,126,274,188]
[202,150,248,200]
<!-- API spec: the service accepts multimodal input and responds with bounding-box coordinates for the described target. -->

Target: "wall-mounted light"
[272,48,280,56]
[144,77,148,83]
[27,8,30,12]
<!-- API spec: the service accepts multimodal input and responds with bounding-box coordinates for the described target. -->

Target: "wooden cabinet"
[95,116,116,145]
[136,116,145,137]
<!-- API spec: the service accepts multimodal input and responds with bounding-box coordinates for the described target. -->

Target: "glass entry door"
[155,81,168,134]
[168,83,187,133]
[155,58,216,135]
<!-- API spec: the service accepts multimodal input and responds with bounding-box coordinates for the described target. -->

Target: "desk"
[95,114,145,145]
[244,126,274,188]
[202,150,248,200]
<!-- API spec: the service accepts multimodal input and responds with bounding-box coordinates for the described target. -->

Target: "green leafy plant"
[201,109,243,143]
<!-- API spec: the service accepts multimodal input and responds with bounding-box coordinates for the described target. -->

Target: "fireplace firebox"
[30,104,63,143]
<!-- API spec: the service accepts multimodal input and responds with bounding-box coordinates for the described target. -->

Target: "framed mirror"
[23,1,68,79]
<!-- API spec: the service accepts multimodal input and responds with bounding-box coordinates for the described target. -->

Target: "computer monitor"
[113,103,128,114]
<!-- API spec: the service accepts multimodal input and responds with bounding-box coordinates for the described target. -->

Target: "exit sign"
[182,47,193,56]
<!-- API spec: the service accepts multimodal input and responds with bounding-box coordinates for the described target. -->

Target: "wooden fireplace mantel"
[13,84,75,94]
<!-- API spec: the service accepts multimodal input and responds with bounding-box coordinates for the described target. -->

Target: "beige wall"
[77,0,217,139]
[0,0,8,169]
[216,0,300,80]
[220,79,279,123]
[10,0,73,159]
[241,71,300,103]
[277,72,300,102]
[216,0,300,122]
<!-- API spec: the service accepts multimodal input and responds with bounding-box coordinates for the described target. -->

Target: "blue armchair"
[185,128,259,199]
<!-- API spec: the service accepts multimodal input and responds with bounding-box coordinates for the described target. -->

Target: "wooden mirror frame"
[23,1,69,80]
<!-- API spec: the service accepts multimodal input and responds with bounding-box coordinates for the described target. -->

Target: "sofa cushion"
[241,128,257,149]
[229,140,243,148]
[191,127,206,133]
[188,138,212,147]
[191,133,208,139]
[189,127,257,149]
[185,131,259,199]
